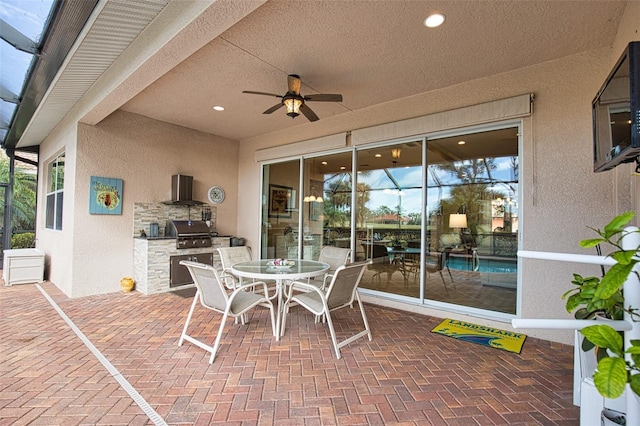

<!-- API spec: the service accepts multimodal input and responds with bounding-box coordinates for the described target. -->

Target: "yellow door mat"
[431,318,527,354]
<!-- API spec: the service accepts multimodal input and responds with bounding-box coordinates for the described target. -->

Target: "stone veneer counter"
[133,236,230,295]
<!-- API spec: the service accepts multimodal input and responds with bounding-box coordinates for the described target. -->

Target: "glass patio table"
[230,259,329,340]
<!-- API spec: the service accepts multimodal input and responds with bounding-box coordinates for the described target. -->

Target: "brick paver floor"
[0,281,579,425]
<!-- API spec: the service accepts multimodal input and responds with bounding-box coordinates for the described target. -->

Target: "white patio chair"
[178,260,276,363]
[310,246,351,289]
[217,246,254,289]
[281,261,372,359]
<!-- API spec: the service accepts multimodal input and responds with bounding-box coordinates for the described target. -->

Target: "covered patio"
[1,281,578,425]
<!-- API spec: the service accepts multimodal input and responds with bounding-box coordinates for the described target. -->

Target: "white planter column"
[623,226,640,422]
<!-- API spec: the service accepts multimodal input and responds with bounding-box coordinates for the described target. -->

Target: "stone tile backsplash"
[133,202,217,237]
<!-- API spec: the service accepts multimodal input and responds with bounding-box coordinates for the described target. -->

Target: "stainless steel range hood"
[163,174,204,205]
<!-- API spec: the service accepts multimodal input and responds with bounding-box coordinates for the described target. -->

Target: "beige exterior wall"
[36,119,78,297]
[38,110,238,297]
[235,3,640,344]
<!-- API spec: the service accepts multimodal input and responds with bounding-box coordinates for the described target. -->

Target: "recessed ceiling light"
[424,13,445,28]
[321,161,328,165]
[375,154,382,158]
[340,166,346,170]
[212,106,224,111]
[458,140,466,145]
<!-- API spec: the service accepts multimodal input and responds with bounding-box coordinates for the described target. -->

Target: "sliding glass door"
[355,140,423,297]
[300,152,353,259]
[425,126,519,314]
[261,160,300,259]
[260,122,520,316]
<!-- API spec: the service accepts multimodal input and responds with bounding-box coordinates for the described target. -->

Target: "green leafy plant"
[563,273,624,320]
[581,324,640,398]
[572,211,640,399]
[11,232,35,249]
[563,211,638,321]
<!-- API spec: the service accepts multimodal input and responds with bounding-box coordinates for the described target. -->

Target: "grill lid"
[166,220,211,237]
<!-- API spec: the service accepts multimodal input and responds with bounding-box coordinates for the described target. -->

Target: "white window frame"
[45,152,64,230]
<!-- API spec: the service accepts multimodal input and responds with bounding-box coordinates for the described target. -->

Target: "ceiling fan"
[242,74,343,122]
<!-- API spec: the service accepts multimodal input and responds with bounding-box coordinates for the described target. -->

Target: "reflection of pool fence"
[326,226,517,264]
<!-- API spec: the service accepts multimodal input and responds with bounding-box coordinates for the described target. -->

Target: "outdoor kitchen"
[132,201,233,295]
[132,175,236,295]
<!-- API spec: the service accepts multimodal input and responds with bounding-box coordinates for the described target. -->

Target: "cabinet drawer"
[3,249,45,286]
[8,256,43,268]
[7,267,43,284]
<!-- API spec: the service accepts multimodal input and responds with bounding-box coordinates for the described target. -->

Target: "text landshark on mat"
[431,318,526,354]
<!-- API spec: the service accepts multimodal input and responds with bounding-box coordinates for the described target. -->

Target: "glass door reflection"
[355,141,423,297]
[301,152,353,259]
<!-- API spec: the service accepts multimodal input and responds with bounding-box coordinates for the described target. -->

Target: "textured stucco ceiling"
[17,0,629,147]
[118,0,626,142]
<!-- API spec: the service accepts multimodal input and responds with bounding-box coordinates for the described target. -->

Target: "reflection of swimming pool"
[447,256,517,273]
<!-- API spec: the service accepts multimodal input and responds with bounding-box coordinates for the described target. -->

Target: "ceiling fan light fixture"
[391,148,402,159]
[283,94,303,118]
[244,74,341,121]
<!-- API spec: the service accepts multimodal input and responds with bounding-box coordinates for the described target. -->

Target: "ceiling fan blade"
[304,93,343,102]
[300,103,319,122]
[288,74,301,95]
[242,90,282,98]
[263,103,284,114]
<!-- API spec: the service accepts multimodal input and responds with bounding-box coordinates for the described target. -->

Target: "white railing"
[512,227,640,424]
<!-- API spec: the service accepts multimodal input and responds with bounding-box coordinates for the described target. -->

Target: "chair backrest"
[318,246,351,272]
[370,244,389,259]
[460,232,476,248]
[425,251,445,272]
[407,240,421,249]
[180,260,229,311]
[372,244,393,265]
[324,262,368,309]
[217,246,252,270]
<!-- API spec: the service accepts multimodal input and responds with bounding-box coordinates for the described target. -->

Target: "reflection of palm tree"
[435,159,503,236]
[326,177,351,227]
[324,204,348,228]
[323,172,375,229]
[407,212,421,225]
[355,182,371,228]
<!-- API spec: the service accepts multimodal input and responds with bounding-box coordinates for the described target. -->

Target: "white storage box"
[3,249,45,286]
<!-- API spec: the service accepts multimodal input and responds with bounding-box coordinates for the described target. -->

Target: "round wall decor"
[207,186,225,204]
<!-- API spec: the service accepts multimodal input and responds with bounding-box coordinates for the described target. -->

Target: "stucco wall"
[36,120,78,297]
[53,110,238,297]
[236,37,638,344]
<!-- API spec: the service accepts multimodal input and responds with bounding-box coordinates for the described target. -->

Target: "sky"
[0,0,55,139]
[355,156,518,218]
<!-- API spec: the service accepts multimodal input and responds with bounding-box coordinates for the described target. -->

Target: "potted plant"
[562,273,625,321]
[567,211,640,401]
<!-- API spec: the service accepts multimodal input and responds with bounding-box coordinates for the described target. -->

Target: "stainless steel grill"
[165,220,212,249]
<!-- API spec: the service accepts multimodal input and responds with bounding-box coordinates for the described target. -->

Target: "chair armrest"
[219,271,239,289]
[285,280,326,299]
[232,281,270,299]
[322,273,334,289]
